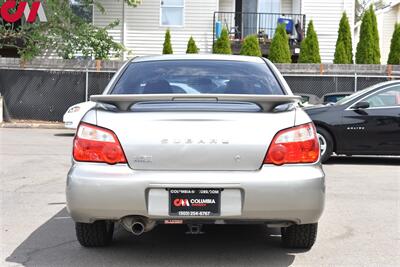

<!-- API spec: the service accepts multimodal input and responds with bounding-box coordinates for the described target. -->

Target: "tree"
[0,0,141,61]
[80,24,125,60]
[268,23,291,63]
[162,29,173,54]
[355,7,380,64]
[334,42,348,64]
[355,8,371,64]
[387,23,400,65]
[369,5,381,64]
[212,27,232,54]
[186,36,199,54]
[239,35,262,57]
[355,0,367,22]
[298,20,321,63]
[125,0,144,7]
[334,12,353,64]
[355,0,387,22]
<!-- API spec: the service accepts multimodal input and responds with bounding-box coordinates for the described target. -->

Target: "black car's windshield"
[111,60,284,95]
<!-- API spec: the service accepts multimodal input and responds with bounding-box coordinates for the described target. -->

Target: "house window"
[70,0,93,23]
[160,0,184,26]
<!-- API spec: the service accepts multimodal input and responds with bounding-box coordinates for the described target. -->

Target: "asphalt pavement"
[1,128,399,266]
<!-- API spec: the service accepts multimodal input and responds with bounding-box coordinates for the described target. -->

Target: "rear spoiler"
[90,94,301,112]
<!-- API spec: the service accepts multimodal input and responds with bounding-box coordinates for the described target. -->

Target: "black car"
[321,92,353,104]
[304,81,400,162]
[299,93,320,105]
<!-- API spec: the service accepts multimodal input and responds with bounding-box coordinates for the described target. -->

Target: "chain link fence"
[0,68,398,121]
[87,71,115,98]
[284,75,395,98]
[0,69,115,121]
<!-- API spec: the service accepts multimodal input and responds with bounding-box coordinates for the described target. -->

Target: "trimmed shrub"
[212,27,232,54]
[356,9,373,63]
[186,36,199,54]
[369,5,381,64]
[268,23,291,63]
[356,6,381,64]
[298,20,321,63]
[240,35,262,57]
[334,42,348,64]
[387,23,400,65]
[334,12,353,64]
[162,29,173,54]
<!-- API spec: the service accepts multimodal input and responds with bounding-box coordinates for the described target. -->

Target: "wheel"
[316,127,334,163]
[75,220,114,247]
[281,223,318,249]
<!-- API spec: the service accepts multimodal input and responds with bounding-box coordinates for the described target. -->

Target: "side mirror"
[352,101,370,109]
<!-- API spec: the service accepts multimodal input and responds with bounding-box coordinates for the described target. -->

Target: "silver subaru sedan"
[66,55,325,249]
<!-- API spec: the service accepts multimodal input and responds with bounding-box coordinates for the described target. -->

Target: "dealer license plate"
[169,189,220,216]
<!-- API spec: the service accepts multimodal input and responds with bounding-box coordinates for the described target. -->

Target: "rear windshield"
[111,60,284,95]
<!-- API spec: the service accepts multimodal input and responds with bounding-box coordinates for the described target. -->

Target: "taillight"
[264,123,319,165]
[73,123,127,164]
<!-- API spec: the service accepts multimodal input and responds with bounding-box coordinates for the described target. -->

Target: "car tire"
[75,220,114,247]
[316,127,333,163]
[281,223,318,249]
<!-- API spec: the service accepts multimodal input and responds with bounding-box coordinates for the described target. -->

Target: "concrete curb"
[0,122,67,129]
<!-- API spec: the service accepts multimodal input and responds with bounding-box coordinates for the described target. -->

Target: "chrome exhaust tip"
[131,221,145,236]
[121,216,156,236]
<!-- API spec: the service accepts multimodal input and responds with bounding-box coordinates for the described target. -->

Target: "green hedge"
[213,28,232,54]
[334,12,353,64]
[387,23,400,65]
[240,35,262,57]
[186,36,199,54]
[298,20,321,63]
[356,6,380,64]
[163,29,173,54]
[269,23,291,63]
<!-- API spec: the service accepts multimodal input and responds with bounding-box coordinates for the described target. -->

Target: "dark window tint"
[112,60,284,95]
[324,95,349,103]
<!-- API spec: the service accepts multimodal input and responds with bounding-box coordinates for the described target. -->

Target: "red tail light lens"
[264,123,319,165]
[73,123,127,164]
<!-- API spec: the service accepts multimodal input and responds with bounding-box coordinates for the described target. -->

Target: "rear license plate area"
[169,189,220,216]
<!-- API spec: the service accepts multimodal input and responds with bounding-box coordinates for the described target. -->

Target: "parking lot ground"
[1,128,399,267]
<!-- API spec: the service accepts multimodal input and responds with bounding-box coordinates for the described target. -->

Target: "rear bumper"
[66,163,325,224]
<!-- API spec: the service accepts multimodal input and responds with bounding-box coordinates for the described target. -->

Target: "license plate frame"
[169,189,221,216]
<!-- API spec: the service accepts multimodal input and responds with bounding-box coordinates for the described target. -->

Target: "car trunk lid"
[92,94,299,171]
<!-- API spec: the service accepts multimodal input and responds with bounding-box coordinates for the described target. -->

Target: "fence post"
[85,68,89,102]
[354,65,358,92]
[0,95,3,124]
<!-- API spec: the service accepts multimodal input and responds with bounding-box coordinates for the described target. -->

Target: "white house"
[92,0,354,62]
[354,1,400,64]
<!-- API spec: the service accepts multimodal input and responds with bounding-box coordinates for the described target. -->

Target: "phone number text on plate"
[178,211,212,216]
